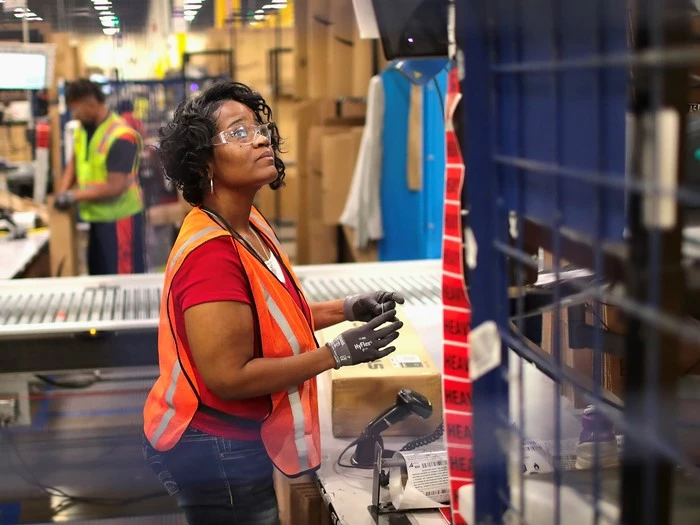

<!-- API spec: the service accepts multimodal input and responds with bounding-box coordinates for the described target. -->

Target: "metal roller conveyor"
[0,260,441,375]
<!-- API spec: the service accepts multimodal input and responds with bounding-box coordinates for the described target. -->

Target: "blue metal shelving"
[457,0,700,523]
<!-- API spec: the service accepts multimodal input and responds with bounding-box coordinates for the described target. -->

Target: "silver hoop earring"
[210,178,214,194]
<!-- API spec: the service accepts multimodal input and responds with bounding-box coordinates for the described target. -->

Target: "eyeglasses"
[212,123,273,146]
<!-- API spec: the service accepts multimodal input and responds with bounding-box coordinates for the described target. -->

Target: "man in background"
[117,99,145,136]
[55,79,146,275]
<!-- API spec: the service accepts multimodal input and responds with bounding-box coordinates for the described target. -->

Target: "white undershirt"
[264,251,286,283]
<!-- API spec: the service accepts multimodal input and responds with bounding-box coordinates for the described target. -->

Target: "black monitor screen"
[371,0,449,61]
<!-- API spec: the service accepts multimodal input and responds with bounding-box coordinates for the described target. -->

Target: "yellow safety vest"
[74,113,143,222]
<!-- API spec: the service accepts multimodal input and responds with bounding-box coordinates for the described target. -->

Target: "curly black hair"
[157,81,285,205]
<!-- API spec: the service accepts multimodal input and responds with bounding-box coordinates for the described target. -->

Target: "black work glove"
[54,191,76,211]
[343,291,406,322]
[326,309,403,369]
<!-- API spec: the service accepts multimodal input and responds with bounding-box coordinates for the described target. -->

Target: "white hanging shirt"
[339,75,385,249]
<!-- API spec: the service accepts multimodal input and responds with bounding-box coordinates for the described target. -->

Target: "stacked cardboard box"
[294,99,366,264]
[291,0,385,263]
[298,0,376,99]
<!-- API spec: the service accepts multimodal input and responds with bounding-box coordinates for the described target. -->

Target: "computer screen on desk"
[0,43,54,90]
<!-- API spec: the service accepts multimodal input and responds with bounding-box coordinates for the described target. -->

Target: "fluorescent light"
[100,16,118,27]
[184,9,197,15]
[254,13,264,20]
[184,15,195,22]
[103,27,119,35]
[92,0,111,4]
[262,3,285,8]
[95,5,110,9]
[100,10,114,15]
[271,0,287,3]
[184,2,202,8]
[255,8,264,13]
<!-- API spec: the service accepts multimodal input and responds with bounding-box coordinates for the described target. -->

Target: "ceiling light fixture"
[100,15,119,27]
[262,3,285,9]
[103,27,119,35]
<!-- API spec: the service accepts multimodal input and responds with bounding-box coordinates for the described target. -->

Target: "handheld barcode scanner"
[351,389,433,468]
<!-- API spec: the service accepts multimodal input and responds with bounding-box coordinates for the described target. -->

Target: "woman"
[142,81,405,525]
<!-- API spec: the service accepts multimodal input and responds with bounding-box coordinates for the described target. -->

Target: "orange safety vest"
[143,206,322,478]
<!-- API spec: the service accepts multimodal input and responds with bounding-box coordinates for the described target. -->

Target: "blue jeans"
[142,428,280,525]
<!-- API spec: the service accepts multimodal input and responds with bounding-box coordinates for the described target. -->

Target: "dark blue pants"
[142,428,279,525]
[88,212,146,275]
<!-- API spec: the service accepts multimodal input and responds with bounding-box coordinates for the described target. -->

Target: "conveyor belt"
[0,260,440,336]
[0,260,441,373]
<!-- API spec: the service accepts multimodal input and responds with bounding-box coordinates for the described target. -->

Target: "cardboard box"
[320,128,363,224]
[316,308,443,438]
[295,101,365,263]
[306,221,338,264]
[47,196,79,277]
[147,202,187,227]
[326,0,355,97]
[274,469,316,525]
[300,125,347,263]
[290,484,331,525]
[48,32,80,82]
[281,167,299,221]
[307,20,330,99]
[352,25,375,98]
[0,190,48,225]
[0,125,32,162]
[307,126,344,210]
[254,167,298,223]
[340,225,378,263]
[294,0,309,99]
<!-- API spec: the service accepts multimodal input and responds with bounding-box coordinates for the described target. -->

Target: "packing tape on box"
[388,450,450,510]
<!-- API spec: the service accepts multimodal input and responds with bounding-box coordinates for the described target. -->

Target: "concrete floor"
[0,369,182,523]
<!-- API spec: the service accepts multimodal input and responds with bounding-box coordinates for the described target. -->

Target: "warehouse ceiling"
[0,0,215,35]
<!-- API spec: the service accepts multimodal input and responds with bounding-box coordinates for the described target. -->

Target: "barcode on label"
[424,489,450,497]
[419,460,448,469]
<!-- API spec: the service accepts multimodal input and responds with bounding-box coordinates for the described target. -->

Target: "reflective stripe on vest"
[150,357,182,446]
[96,119,125,155]
[262,287,309,471]
[250,212,284,253]
[75,114,143,222]
[168,225,221,272]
